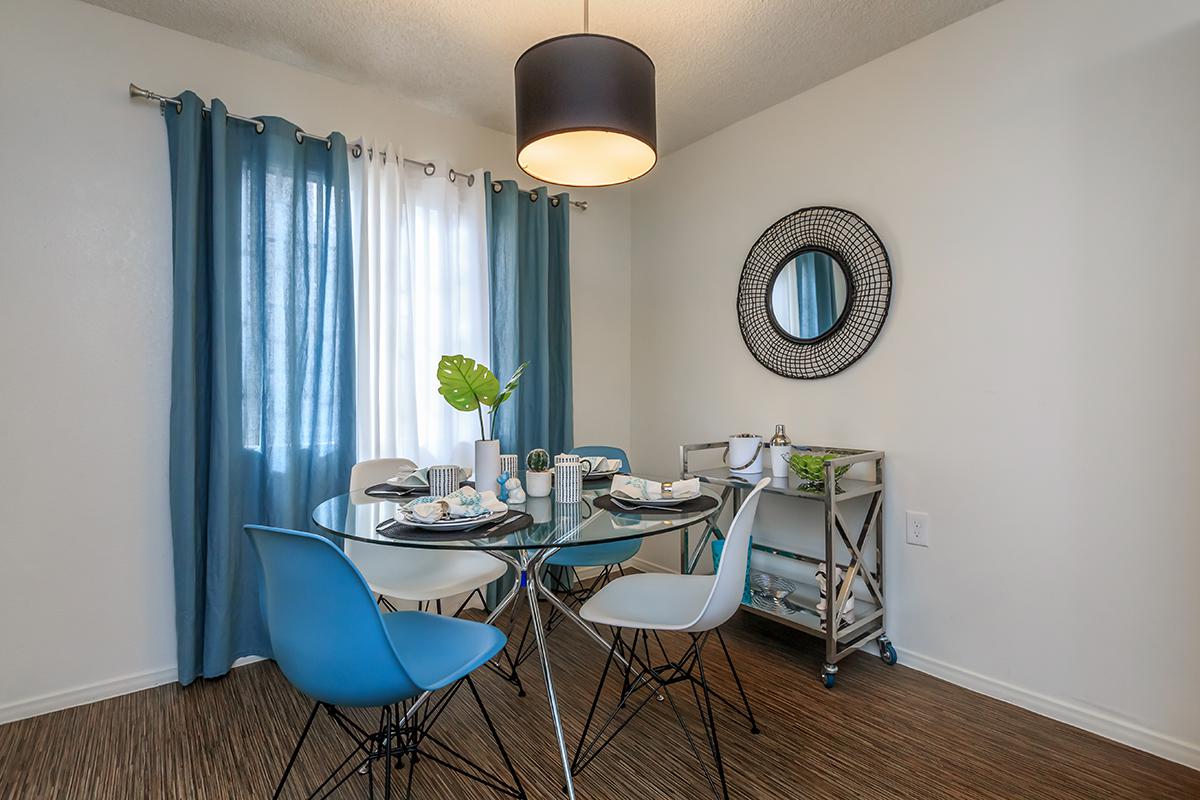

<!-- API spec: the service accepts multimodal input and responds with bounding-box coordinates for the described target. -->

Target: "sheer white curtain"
[349,141,489,466]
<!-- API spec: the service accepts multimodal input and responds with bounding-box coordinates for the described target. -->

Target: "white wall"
[0,0,631,720]
[629,0,1200,768]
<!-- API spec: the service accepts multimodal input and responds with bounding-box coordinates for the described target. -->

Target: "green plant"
[436,355,528,441]
[526,448,550,472]
[786,452,851,485]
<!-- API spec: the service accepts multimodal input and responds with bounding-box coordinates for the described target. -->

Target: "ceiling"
[87,0,1001,153]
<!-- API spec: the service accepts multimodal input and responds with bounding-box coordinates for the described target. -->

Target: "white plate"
[584,468,622,479]
[398,508,508,531]
[610,491,701,507]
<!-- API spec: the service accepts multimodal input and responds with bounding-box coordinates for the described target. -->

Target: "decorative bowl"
[749,570,797,602]
[786,452,851,486]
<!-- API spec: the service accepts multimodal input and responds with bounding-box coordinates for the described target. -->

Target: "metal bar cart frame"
[679,442,896,687]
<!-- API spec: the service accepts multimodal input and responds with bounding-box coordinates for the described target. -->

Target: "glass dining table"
[312,482,724,800]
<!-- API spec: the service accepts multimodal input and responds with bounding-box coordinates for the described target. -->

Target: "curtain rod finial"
[129,83,150,100]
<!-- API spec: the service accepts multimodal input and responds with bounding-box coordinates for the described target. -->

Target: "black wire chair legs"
[272,677,525,800]
[570,627,760,800]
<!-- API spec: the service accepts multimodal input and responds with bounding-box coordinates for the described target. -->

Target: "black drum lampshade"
[514,33,657,187]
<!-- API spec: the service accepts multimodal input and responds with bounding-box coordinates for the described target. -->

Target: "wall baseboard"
[896,647,1200,771]
[627,555,672,575]
[627,555,1199,771]
[0,656,264,727]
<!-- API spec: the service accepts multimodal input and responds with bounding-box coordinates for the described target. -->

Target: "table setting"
[374,484,534,542]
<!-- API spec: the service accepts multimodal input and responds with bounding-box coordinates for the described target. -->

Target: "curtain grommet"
[295,130,304,145]
[449,169,458,183]
[255,121,265,135]
[467,174,475,187]
[492,181,503,194]
[528,190,538,202]
[352,143,362,158]
[424,162,436,176]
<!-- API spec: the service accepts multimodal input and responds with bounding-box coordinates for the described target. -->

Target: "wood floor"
[1,608,1196,799]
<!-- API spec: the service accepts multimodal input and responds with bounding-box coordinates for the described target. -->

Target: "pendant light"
[514,0,656,187]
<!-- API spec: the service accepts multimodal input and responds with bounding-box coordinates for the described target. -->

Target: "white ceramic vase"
[526,470,553,498]
[474,439,501,497]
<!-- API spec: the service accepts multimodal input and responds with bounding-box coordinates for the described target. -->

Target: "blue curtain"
[486,176,573,458]
[796,251,838,339]
[165,92,356,685]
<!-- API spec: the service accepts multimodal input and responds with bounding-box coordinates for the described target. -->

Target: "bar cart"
[680,442,894,687]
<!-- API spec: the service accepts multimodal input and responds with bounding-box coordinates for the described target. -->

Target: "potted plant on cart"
[436,355,527,497]
[525,448,552,498]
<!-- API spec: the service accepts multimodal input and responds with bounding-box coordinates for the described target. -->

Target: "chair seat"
[382,611,506,691]
[580,572,716,632]
[349,543,507,602]
[545,539,641,568]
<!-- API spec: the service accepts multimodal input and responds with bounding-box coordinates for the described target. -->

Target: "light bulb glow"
[518,130,656,187]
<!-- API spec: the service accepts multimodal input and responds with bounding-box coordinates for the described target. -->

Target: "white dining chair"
[571,477,771,800]
[346,458,507,617]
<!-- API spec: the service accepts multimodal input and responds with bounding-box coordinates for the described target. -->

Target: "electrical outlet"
[906,511,930,547]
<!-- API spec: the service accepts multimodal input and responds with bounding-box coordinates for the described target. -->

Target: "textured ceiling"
[86,0,1000,153]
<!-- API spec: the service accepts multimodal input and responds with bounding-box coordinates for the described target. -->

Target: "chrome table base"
[485,547,629,800]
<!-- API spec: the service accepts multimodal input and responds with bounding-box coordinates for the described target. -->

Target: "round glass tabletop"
[311,484,723,551]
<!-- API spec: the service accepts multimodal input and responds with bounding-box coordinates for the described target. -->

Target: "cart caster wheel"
[878,639,898,665]
[822,672,836,689]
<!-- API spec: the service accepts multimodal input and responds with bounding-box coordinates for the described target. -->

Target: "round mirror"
[767,249,850,341]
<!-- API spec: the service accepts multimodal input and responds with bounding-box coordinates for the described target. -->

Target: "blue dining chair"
[245,524,525,800]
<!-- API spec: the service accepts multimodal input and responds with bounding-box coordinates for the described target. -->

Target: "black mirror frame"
[737,206,892,379]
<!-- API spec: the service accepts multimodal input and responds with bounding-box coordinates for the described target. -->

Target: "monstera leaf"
[436,355,499,412]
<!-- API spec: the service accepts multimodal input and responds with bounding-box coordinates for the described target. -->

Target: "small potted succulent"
[525,448,552,498]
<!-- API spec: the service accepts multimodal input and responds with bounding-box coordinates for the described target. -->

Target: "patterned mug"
[553,454,582,503]
[428,465,459,498]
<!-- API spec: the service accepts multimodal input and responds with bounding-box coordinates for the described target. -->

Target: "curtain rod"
[129,83,587,211]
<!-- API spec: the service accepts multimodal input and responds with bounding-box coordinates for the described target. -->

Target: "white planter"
[474,439,501,497]
[526,470,553,498]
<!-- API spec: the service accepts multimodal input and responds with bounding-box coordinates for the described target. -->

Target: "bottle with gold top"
[769,424,792,476]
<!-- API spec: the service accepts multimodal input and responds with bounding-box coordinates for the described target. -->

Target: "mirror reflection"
[769,250,848,340]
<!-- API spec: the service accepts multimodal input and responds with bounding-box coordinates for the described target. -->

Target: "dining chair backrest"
[570,445,632,471]
[350,458,416,492]
[245,524,420,706]
[688,477,771,632]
